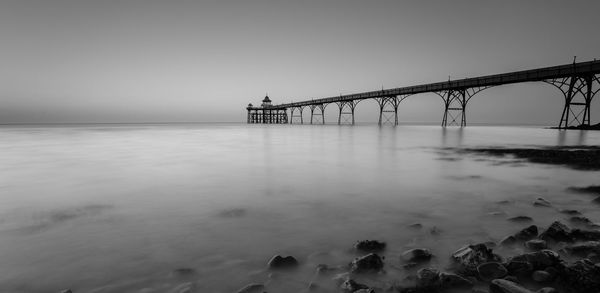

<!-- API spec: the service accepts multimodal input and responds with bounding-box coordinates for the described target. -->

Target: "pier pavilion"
[247,95,288,124]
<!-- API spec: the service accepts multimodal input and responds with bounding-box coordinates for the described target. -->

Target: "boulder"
[525,240,547,251]
[236,283,265,293]
[490,279,534,293]
[533,198,552,208]
[350,253,384,273]
[354,240,386,252]
[514,225,538,241]
[569,216,594,226]
[505,260,533,276]
[563,241,600,257]
[416,267,441,288]
[531,270,552,283]
[439,272,473,289]
[539,221,573,242]
[354,289,375,293]
[267,255,298,269]
[340,279,369,292]
[478,262,508,280]
[451,243,502,275]
[560,209,581,216]
[500,236,518,247]
[560,259,600,293]
[401,248,433,263]
[508,216,533,223]
[508,250,562,271]
[571,229,600,241]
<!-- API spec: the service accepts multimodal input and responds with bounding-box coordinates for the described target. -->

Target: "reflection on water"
[0,124,599,293]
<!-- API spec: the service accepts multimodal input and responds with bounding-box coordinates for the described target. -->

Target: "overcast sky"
[1,0,599,124]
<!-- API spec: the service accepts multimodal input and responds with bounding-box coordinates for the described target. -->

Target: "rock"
[588,252,600,263]
[593,196,600,204]
[439,272,473,289]
[315,264,342,276]
[544,266,558,279]
[500,236,518,247]
[560,259,600,293]
[536,288,557,293]
[564,241,600,257]
[340,279,369,292]
[539,221,573,242]
[489,279,534,293]
[350,253,384,273]
[505,260,533,276]
[560,209,581,216]
[570,229,600,241]
[478,262,508,280]
[569,216,594,226]
[401,248,433,263]
[452,243,502,275]
[533,198,552,208]
[508,216,533,223]
[509,250,562,271]
[354,289,375,293]
[267,255,298,269]
[503,275,519,283]
[515,225,538,241]
[531,270,552,283]
[236,283,264,293]
[407,223,423,230]
[354,240,386,252]
[416,267,441,288]
[525,240,547,251]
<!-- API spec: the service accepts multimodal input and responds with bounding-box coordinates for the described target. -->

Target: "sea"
[0,124,599,293]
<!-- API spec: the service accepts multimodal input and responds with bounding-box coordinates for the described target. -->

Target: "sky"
[1,0,599,124]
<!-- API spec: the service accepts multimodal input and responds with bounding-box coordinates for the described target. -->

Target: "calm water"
[1,124,599,293]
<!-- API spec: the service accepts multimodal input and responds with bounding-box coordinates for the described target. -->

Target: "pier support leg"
[336,100,358,125]
[310,104,326,124]
[290,107,304,124]
[546,73,599,129]
[436,86,488,127]
[375,95,410,126]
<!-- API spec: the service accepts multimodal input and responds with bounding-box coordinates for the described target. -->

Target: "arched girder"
[309,103,326,124]
[435,86,491,127]
[544,73,599,129]
[335,99,360,125]
[374,95,411,126]
[289,106,305,124]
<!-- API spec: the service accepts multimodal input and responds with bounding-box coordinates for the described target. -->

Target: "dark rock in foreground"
[515,225,538,241]
[267,255,298,269]
[451,243,502,276]
[478,262,508,280]
[354,240,386,252]
[560,259,600,293]
[489,279,533,293]
[508,250,562,271]
[350,253,384,273]
[539,221,572,242]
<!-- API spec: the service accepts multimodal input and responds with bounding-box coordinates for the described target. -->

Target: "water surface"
[0,124,599,292]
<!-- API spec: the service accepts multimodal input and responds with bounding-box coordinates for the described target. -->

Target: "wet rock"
[350,253,384,273]
[505,260,533,276]
[500,236,518,247]
[569,216,593,225]
[489,279,534,293]
[354,289,375,293]
[539,221,573,242]
[340,279,369,292]
[452,243,502,275]
[401,248,433,263]
[533,198,552,208]
[525,240,547,251]
[508,216,533,223]
[509,250,562,271]
[563,241,600,257]
[515,225,538,241]
[560,209,582,216]
[560,259,600,293]
[570,229,600,241]
[267,255,298,269]
[407,223,423,230]
[354,240,386,252]
[439,272,473,289]
[536,288,557,293]
[416,267,441,288]
[478,262,508,280]
[532,270,551,283]
[236,283,264,293]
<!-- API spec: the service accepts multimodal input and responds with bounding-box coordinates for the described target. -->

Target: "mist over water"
[0,124,599,293]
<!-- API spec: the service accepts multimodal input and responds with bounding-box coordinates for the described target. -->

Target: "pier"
[247,60,600,128]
